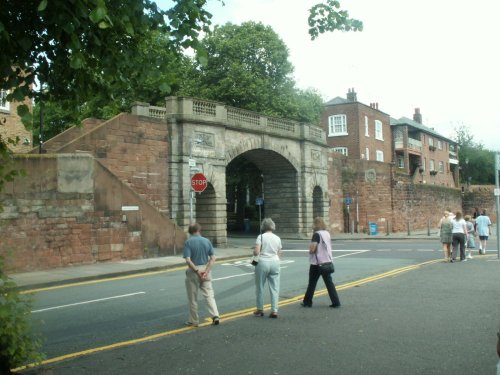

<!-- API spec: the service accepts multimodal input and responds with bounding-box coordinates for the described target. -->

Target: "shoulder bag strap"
[315,231,333,263]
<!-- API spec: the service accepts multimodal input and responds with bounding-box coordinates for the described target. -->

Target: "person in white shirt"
[253,218,282,318]
[450,211,468,262]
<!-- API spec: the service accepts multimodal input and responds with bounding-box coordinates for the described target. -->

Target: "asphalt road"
[21,239,500,374]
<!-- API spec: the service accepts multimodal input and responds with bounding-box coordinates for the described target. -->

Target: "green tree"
[179,21,325,124]
[454,125,495,184]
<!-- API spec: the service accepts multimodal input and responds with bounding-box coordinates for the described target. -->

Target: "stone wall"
[391,175,462,232]
[462,185,497,222]
[329,155,463,234]
[56,113,170,215]
[0,154,185,273]
[0,154,143,272]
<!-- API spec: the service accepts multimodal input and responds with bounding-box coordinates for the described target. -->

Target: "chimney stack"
[413,108,422,124]
[346,88,357,102]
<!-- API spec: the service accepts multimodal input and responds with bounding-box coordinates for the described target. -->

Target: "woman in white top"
[253,218,282,318]
[450,211,468,262]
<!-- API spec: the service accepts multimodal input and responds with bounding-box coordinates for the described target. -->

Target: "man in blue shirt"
[475,209,492,254]
[183,223,220,327]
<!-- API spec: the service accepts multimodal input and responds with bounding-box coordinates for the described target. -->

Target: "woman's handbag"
[318,261,335,274]
[251,234,262,266]
[251,255,259,266]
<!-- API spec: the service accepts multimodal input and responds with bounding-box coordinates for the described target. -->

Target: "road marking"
[212,272,254,281]
[282,249,370,252]
[31,292,146,313]
[14,258,442,372]
[333,250,370,259]
[20,266,190,295]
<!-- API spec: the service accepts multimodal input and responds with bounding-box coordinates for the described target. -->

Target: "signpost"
[256,197,264,231]
[190,173,207,224]
[495,153,500,259]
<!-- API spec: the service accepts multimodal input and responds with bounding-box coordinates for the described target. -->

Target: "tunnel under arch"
[226,148,299,236]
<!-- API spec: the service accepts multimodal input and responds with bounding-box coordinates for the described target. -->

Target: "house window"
[428,137,434,146]
[375,120,383,140]
[365,147,369,160]
[328,114,347,136]
[0,90,9,112]
[333,147,348,156]
[429,159,435,171]
[376,150,384,162]
[397,156,404,168]
[439,161,444,173]
[365,116,369,137]
[437,140,442,150]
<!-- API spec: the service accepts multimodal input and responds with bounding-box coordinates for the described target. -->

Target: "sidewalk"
[9,230,496,290]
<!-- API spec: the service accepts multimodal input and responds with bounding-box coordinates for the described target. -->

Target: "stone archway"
[226,148,299,236]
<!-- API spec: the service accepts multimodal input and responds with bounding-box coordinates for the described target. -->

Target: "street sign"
[191,173,208,193]
[255,197,264,206]
[188,159,196,167]
[344,197,352,205]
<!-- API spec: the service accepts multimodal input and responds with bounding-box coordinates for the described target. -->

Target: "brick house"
[0,88,33,153]
[391,108,459,187]
[322,88,393,163]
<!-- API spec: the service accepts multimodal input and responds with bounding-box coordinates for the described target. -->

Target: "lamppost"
[189,137,202,224]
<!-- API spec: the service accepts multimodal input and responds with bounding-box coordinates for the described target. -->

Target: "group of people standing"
[438,208,492,263]
[182,217,340,326]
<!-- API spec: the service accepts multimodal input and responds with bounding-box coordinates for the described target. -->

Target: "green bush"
[0,256,44,374]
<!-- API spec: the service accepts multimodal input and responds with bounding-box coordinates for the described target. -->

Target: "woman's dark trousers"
[452,233,466,261]
[303,264,340,307]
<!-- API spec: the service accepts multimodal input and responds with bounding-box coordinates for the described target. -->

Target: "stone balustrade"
[132,97,326,144]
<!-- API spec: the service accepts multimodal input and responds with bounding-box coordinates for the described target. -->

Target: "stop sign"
[191,173,208,193]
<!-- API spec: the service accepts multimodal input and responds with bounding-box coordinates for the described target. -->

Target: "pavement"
[9,229,498,290]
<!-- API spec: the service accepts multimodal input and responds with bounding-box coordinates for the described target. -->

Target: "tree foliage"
[179,21,325,124]
[0,258,44,373]
[454,125,495,184]
[308,0,363,39]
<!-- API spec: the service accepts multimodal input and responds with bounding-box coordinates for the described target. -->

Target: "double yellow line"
[14,258,441,372]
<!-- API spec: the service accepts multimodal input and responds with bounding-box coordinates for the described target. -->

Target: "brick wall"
[462,185,497,223]
[327,153,463,234]
[0,155,144,272]
[55,113,170,215]
[0,97,33,153]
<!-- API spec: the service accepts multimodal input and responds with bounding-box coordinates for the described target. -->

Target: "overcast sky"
[160,0,500,151]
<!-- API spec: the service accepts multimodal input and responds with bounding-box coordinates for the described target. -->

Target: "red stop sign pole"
[191,173,208,193]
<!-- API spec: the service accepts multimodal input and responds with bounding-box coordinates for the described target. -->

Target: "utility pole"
[495,153,500,260]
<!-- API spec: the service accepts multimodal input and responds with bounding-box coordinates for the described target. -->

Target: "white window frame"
[437,140,442,150]
[375,120,383,140]
[0,90,10,112]
[429,159,435,171]
[328,114,347,136]
[364,116,369,137]
[376,150,384,162]
[439,161,444,173]
[333,147,348,156]
[428,137,434,146]
[365,147,369,160]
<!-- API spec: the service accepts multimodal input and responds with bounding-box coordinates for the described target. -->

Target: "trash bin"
[368,222,378,236]
[244,218,251,233]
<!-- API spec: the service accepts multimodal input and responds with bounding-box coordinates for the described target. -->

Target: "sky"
[160,0,500,151]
